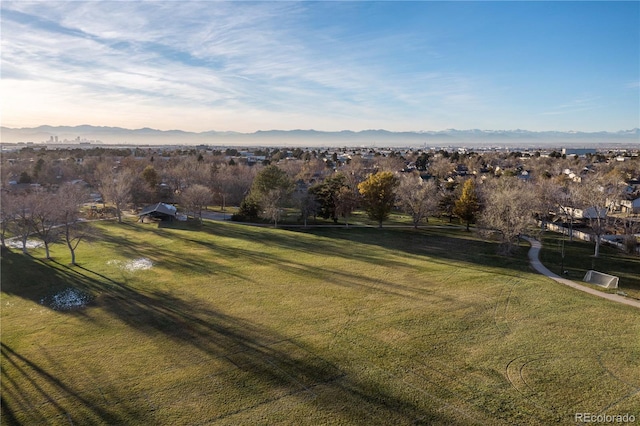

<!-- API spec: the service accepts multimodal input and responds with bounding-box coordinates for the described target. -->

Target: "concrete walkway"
[523,237,640,309]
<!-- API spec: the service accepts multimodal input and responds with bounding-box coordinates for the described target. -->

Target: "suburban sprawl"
[2,140,639,425]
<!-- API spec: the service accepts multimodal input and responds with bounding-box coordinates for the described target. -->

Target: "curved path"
[523,237,640,309]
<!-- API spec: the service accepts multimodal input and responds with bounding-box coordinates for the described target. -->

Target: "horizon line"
[3,124,640,135]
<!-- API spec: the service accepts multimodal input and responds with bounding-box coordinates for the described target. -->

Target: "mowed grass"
[538,232,640,300]
[2,220,639,425]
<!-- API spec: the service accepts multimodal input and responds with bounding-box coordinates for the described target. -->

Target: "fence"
[540,221,640,255]
[543,222,591,242]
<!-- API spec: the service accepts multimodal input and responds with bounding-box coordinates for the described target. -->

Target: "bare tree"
[0,190,17,249]
[572,172,625,257]
[341,156,368,192]
[294,158,326,183]
[478,177,537,254]
[295,192,319,228]
[165,158,210,194]
[30,192,60,259]
[335,185,358,227]
[79,157,103,188]
[555,183,581,242]
[213,163,257,207]
[532,177,564,228]
[277,158,305,181]
[262,188,288,227]
[428,156,454,180]
[374,154,405,173]
[613,214,640,254]
[396,173,438,228]
[11,192,38,254]
[179,184,212,223]
[98,163,134,223]
[461,153,484,176]
[57,183,89,265]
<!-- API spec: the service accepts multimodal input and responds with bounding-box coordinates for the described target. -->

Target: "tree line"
[1,146,639,262]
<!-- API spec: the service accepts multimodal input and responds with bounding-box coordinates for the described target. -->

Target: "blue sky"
[1,1,638,133]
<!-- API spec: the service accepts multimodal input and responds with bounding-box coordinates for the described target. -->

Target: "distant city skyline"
[1,1,638,133]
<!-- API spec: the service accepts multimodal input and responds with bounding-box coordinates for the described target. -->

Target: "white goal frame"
[583,270,619,289]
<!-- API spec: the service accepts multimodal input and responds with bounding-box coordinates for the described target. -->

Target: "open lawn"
[538,232,640,300]
[2,220,639,425]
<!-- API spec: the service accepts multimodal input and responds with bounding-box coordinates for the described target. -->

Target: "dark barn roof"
[139,203,177,220]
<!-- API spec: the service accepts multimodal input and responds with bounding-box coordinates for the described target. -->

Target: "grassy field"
[2,219,639,425]
[538,232,640,300]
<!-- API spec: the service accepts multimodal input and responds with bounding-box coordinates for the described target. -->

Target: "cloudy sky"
[1,1,638,133]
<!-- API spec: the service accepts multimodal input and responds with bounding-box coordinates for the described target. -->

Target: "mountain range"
[2,125,639,148]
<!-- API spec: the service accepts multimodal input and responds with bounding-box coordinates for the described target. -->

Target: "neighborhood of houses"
[2,142,639,256]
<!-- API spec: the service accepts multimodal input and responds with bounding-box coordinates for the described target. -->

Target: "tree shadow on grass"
[2,250,470,425]
[87,222,260,286]
[187,220,532,281]
[1,342,148,425]
[1,250,97,317]
[85,220,529,316]
[295,226,531,274]
[88,221,464,306]
[93,219,530,283]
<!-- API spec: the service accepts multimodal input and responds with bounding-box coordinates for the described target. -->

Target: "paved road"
[523,237,640,309]
[200,210,231,221]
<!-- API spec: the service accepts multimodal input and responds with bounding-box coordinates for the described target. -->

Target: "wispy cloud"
[2,1,637,132]
[2,1,483,131]
[540,97,602,116]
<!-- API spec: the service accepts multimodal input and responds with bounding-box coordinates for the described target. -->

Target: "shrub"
[232,197,261,221]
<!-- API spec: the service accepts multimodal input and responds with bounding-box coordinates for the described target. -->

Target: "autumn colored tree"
[453,178,480,231]
[358,171,399,228]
